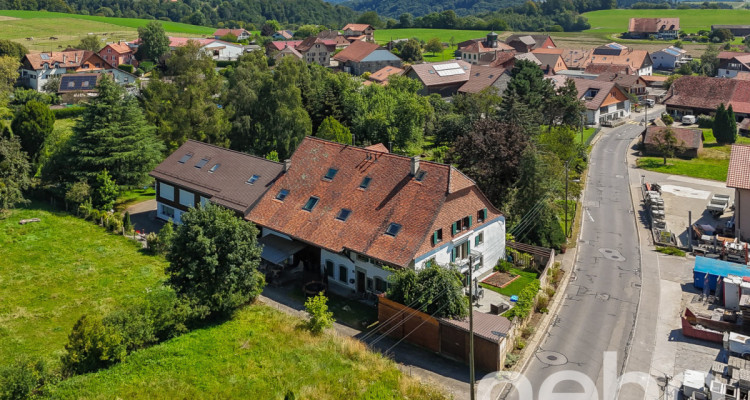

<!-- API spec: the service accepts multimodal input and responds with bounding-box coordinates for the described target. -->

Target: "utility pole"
[469,254,476,400]
[565,160,570,238]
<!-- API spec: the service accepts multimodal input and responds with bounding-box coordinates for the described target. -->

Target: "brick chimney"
[410,156,420,176]
[283,159,292,172]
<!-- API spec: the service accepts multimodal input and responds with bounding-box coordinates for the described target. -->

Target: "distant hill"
[339,0,524,18]
[0,0,359,27]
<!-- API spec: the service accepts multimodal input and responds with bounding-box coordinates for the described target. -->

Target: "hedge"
[53,106,85,119]
[216,60,238,68]
[504,280,541,321]
[118,64,135,73]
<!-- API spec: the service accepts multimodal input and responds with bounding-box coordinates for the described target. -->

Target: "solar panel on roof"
[436,68,464,77]
[40,54,50,60]
[433,63,461,71]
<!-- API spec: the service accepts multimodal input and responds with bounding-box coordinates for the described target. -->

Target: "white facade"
[201,41,244,61]
[413,216,506,279]
[157,202,185,224]
[319,248,393,296]
[637,65,652,76]
[19,66,136,92]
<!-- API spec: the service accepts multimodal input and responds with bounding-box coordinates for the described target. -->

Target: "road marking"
[586,208,595,222]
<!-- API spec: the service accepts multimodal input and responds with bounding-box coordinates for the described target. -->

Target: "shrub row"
[52,106,84,119]
[504,280,541,321]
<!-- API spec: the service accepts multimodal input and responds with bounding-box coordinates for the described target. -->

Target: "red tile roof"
[644,126,703,149]
[342,24,373,32]
[560,49,591,69]
[333,40,381,63]
[364,143,389,153]
[22,50,112,71]
[628,17,680,33]
[664,76,750,114]
[585,63,634,75]
[585,49,651,72]
[570,78,622,110]
[247,137,500,268]
[267,40,303,52]
[214,29,249,37]
[727,144,750,190]
[406,60,472,87]
[104,42,132,54]
[296,36,336,53]
[368,66,404,83]
[458,65,507,94]
[460,40,514,53]
[150,140,284,214]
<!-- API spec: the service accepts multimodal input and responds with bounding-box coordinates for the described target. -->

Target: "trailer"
[708,194,731,217]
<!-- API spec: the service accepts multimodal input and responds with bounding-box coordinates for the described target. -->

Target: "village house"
[317,30,351,49]
[651,46,689,70]
[98,41,137,67]
[271,30,294,41]
[567,78,631,125]
[341,23,374,42]
[296,36,337,66]
[364,65,404,86]
[727,145,750,241]
[560,49,591,70]
[594,72,648,96]
[57,73,102,102]
[582,43,653,76]
[504,34,556,53]
[213,28,251,41]
[405,61,510,96]
[643,126,703,159]
[333,40,402,76]
[458,32,515,65]
[150,140,284,224]
[266,40,303,55]
[664,75,750,120]
[129,37,244,61]
[273,45,303,63]
[717,52,750,78]
[531,49,569,75]
[247,137,506,297]
[627,18,680,40]
[712,25,750,37]
[19,50,135,91]
[457,65,511,95]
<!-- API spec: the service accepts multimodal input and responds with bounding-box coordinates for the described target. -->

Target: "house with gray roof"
[333,40,402,76]
[651,46,689,70]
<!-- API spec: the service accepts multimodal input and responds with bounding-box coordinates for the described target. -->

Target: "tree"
[728,104,738,143]
[676,62,693,76]
[357,11,383,28]
[316,116,352,144]
[65,180,91,209]
[503,59,554,126]
[664,74,681,90]
[0,39,28,60]
[714,103,738,144]
[141,42,230,151]
[67,76,163,187]
[61,315,126,376]
[700,43,719,76]
[661,113,674,126]
[41,75,61,93]
[156,219,175,254]
[450,120,529,207]
[544,78,585,127]
[11,100,54,161]
[652,127,682,164]
[424,37,443,56]
[135,21,170,62]
[710,28,734,43]
[166,203,264,317]
[0,357,50,400]
[398,38,423,62]
[122,211,132,233]
[0,55,20,96]
[77,34,102,52]
[398,13,413,28]
[305,292,334,334]
[387,262,468,319]
[294,25,322,39]
[0,136,31,212]
[218,33,238,43]
[91,169,118,210]
[261,20,281,37]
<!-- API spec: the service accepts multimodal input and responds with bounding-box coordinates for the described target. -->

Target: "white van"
[682,115,696,124]
[642,99,654,108]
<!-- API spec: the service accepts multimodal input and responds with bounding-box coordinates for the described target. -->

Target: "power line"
[368,287,452,348]
[509,198,548,237]
[383,295,454,354]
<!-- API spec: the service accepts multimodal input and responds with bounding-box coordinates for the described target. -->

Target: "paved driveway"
[126,199,163,234]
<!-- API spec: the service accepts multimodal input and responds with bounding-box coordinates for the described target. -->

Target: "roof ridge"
[184,140,283,164]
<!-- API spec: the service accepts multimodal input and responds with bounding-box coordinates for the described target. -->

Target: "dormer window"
[359,176,371,189]
[67,81,75,88]
[323,168,338,181]
[415,170,426,182]
[178,153,193,163]
[195,158,209,169]
[276,189,289,201]
[81,81,89,88]
[247,174,260,184]
[385,223,402,237]
[302,196,319,212]
[209,163,220,173]
[336,208,351,221]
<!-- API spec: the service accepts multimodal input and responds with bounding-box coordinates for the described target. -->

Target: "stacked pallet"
[741,295,750,329]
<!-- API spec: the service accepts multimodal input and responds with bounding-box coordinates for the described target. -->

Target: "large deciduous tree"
[66,76,163,187]
[0,39,28,60]
[0,136,31,212]
[450,119,529,207]
[387,261,468,319]
[77,34,102,52]
[11,100,54,161]
[135,21,170,62]
[166,203,264,317]
[398,38,423,62]
[141,41,230,151]
[316,116,352,144]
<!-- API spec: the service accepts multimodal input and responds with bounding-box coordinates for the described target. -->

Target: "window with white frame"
[159,182,174,201]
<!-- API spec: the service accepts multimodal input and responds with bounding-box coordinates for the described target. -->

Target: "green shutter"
[467,240,471,255]
[450,248,456,262]
[452,222,457,235]
[482,208,487,221]
[475,236,479,246]
[468,215,473,228]
[432,231,437,246]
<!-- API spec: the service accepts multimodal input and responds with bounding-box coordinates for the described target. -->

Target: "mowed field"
[374,28,485,44]
[0,10,214,51]
[582,9,750,35]
[0,205,167,364]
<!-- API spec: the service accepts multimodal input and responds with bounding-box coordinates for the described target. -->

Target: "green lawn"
[0,204,167,364]
[46,304,447,399]
[115,187,156,212]
[481,268,539,297]
[374,28,485,45]
[637,129,750,181]
[0,10,214,51]
[582,9,750,36]
[576,127,597,144]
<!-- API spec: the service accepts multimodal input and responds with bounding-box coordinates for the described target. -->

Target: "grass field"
[636,128,750,181]
[115,187,156,212]
[46,304,446,399]
[0,204,167,364]
[481,268,539,297]
[582,9,750,36]
[374,28,485,45]
[0,10,214,52]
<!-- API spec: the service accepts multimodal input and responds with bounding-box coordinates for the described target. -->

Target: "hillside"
[341,0,523,18]
[582,8,750,34]
[0,0,358,27]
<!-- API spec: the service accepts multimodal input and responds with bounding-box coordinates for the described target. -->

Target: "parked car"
[724,332,750,360]
[682,115,697,124]
[707,193,731,217]
[642,99,655,108]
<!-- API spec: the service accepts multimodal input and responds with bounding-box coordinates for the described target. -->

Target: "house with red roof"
[19,50,136,91]
[459,32,515,65]
[717,52,750,78]
[405,60,509,97]
[98,41,137,67]
[342,23,374,42]
[568,78,631,125]
[727,145,750,240]
[643,126,703,159]
[664,75,750,120]
[247,137,506,296]
[130,37,244,60]
[213,28,251,41]
[333,40,402,75]
[296,36,337,66]
[266,40,304,54]
[627,18,680,40]
[365,65,404,86]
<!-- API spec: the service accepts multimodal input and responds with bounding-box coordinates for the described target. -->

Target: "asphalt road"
[504,123,647,400]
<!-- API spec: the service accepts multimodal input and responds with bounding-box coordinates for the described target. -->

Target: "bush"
[134,68,144,77]
[504,280,541,321]
[535,293,549,312]
[118,64,135,73]
[146,232,159,252]
[216,60,237,68]
[156,219,174,254]
[139,61,155,72]
[495,260,513,272]
[656,246,686,257]
[122,211,132,233]
[515,338,526,350]
[545,286,556,298]
[697,115,714,128]
[661,113,674,126]
[305,292,335,334]
[521,326,535,339]
[504,353,520,368]
[61,315,126,376]
[65,181,90,209]
[52,106,85,119]
[0,357,52,400]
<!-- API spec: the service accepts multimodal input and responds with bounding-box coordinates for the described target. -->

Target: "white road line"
[586,208,595,222]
